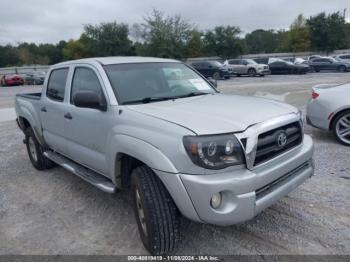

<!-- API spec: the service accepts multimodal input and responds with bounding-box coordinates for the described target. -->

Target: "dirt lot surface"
[0,73,349,255]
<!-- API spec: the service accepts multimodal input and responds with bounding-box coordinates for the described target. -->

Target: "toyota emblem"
[277,132,287,148]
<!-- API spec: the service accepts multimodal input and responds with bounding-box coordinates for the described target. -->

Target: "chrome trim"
[235,113,301,170]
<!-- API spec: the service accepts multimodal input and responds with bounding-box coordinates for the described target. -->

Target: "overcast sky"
[0,0,349,45]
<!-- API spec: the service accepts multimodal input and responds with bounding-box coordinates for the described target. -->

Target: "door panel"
[65,105,114,174]
[64,66,112,175]
[41,68,69,154]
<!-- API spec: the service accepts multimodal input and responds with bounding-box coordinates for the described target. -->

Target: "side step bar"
[43,151,116,194]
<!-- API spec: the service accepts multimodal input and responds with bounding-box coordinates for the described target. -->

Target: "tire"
[212,71,220,80]
[332,110,350,146]
[338,65,346,73]
[25,127,55,170]
[248,68,256,77]
[315,67,320,72]
[131,165,179,255]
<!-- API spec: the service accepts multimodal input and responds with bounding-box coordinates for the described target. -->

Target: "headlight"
[183,134,245,169]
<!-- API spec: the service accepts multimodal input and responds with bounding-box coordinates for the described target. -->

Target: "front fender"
[107,134,178,183]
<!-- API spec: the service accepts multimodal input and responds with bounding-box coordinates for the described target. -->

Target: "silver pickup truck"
[15,57,314,254]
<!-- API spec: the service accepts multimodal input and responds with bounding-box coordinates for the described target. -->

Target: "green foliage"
[307,12,348,52]
[282,14,311,52]
[245,29,284,54]
[203,26,243,58]
[140,9,192,59]
[83,22,134,56]
[186,29,205,58]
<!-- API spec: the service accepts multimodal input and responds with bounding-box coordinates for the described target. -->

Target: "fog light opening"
[210,192,222,209]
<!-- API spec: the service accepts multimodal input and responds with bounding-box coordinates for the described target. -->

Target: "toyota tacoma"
[15,57,314,254]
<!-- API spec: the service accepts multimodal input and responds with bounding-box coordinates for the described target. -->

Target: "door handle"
[41,106,47,112]
[64,112,73,120]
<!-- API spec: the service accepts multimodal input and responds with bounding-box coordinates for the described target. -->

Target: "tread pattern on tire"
[25,127,54,170]
[132,166,179,255]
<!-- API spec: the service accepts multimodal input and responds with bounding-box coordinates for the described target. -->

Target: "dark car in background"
[25,72,46,85]
[309,57,350,72]
[190,61,231,79]
[268,59,309,74]
[0,74,24,86]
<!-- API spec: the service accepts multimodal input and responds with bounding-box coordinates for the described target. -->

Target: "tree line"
[1,9,349,67]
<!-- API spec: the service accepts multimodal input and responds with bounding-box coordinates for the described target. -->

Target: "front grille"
[254,121,302,166]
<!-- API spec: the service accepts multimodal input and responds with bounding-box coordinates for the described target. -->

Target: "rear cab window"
[46,68,69,102]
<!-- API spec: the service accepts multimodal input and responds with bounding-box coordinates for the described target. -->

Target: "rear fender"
[16,103,44,145]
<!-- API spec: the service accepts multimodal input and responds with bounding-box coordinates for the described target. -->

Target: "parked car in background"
[224,59,270,76]
[25,72,46,85]
[307,55,322,61]
[307,83,350,146]
[0,74,24,86]
[333,54,350,63]
[268,59,309,74]
[309,57,350,72]
[283,57,308,65]
[190,61,231,79]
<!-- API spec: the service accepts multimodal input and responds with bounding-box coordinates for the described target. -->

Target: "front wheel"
[212,71,220,80]
[248,68,256,77]
[131,166,179,255]
[338,65,346,73]
[332,110,350,146]
[25,127,55,170]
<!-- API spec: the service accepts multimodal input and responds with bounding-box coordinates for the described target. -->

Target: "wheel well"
[116,153,145,188]
[248,67,256,72]
[19,117,31,130]
[329,108,350,130]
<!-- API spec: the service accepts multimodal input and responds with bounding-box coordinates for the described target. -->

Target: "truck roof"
[55,56,180,66]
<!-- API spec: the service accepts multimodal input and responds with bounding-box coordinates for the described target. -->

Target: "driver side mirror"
[208,78,217,88]
[73,90,107,111]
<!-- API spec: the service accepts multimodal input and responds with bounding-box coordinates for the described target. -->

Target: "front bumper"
[257,69,271,75]
[159,135,314,226]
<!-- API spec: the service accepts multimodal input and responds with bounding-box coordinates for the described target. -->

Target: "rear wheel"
[25,127,55,170]
[332,110,350,146]
[131,165,179,255]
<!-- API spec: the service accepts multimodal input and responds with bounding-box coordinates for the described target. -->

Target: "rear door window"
[47,68,69,102]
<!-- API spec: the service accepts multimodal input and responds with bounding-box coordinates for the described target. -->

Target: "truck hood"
[127,94,298,135]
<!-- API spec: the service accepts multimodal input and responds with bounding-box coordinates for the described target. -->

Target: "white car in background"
[224,59,270,77]
[333,54,350,63]
[307,83,350,146]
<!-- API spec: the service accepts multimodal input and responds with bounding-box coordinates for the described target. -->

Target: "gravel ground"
[0,73,349,255]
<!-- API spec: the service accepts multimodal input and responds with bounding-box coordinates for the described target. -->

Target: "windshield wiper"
[123,92,210,105]
[123,96,178,105]
[178,91,210,98]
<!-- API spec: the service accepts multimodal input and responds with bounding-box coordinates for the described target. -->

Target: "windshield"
[104,62,216,105]
[245,59,257,64]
